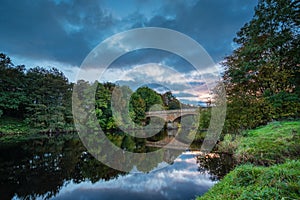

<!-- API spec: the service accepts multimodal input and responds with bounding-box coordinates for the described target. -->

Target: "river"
[0,131,234,200]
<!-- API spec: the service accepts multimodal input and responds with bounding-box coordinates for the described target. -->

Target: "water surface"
[0,136,233,200]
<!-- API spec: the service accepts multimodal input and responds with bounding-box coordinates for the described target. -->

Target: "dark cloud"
[0,0,257,69]
[145,0,258,61]
[0,0,115,66]
[109,48,196,74]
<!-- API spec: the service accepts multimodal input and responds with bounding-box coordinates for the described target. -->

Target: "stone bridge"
[145,108,199,122]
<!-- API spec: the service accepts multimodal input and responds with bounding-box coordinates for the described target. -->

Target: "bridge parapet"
[145,108,199,115]
[145,108,199,122]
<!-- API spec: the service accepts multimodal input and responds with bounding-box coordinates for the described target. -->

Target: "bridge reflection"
[145,127,196,150]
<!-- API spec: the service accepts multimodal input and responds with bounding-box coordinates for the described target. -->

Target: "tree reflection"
[0,138,125,200]
[197,153,236,181]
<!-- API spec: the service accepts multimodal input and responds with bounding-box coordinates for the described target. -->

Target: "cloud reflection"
[51,152,217,200]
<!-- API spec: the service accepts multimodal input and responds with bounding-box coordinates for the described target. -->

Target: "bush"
[223,96,273,135]
[217,134,241,154]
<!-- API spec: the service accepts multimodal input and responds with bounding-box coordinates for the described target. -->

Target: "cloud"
[11,55,80,82]
[97,62,219,103]
[1,0,257,71]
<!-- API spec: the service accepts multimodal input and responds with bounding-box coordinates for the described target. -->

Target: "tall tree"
[0,53,27,118]
[25,67,72,130]
[223,0,300,131]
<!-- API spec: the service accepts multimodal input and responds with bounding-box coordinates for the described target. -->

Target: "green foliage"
[0,117,30,134]
[95,82,115,130]
[121,135,136,152]
[235,120,300,165]
[106,133,124,147]
[135,87,163,112]
[198,108,211,130]
[95,83,146,130]
[0,53,74,134]
[94,84,169,130]
[224,96,273,133]
[24,67,72,130]
[0,53,27,117]
[0,53,184,136]
[217,134,242,154]
[129,92,146,124]
[223,0,300,133]
[162,91,181,110]
[198,160,300,200]
[265,91,300,119]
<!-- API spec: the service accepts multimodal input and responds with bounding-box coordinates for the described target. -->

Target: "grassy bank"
[235,121,300,166]
[0,117,76,145]
[0,117,31,134]
[198,120,300,199]
[198,160,300,199]
[0,117,37,144]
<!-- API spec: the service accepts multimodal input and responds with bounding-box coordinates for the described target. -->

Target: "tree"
[0,53,27,118]
[129,92,146,125]
[121,135,136,151]
[25,67,72,130]
[94,82,118,130]
[223,0,300,132]
[135,87,163,112]
[162,91,181,110]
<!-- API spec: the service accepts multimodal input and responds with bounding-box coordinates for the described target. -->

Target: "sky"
[0,0,258,104]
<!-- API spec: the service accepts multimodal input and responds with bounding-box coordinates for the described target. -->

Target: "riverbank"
[0,117,76,145]
[198,120,300,199]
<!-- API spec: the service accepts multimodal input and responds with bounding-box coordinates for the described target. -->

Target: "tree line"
[0,54,73,131]
[0,55,182,132]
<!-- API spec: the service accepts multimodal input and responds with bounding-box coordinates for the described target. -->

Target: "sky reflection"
[51,152,216,200]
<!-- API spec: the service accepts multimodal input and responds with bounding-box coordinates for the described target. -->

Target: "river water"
[0,134,234,200]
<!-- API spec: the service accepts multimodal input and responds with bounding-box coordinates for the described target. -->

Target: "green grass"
[0,117,30,134]
[216,134,242,154]
[0,117,38,144]
[198,120,300,199]
[197,160,300,200]
[0,117,77,145]
[235,121,300,165]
